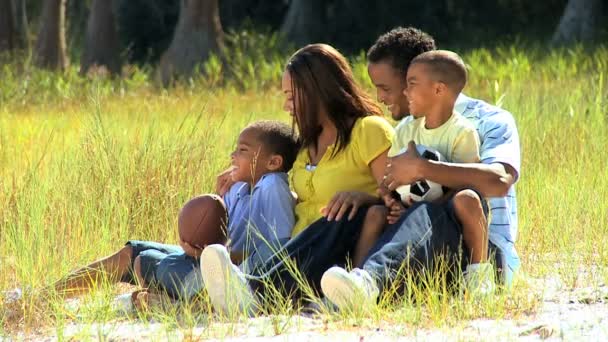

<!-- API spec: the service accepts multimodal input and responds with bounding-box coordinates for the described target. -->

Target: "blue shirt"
[455,93,521,284]
[223,172,295,259]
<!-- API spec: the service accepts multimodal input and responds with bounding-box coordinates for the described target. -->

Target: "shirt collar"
[455,93,471,114]
[235,172,288,198]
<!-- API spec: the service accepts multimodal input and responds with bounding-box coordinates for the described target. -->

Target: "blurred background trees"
[0,0,606,80]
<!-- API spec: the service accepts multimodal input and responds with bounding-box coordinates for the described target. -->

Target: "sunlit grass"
[1,42,607,338]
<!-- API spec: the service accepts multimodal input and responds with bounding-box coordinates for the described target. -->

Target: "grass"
[1,41,607,339]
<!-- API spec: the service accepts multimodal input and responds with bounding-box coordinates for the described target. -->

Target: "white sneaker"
[200,244,257,317]
[321,267,379,311]
[111,293,135,314]
[464,263,496,298]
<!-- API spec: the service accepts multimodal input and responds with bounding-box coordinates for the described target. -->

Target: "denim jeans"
[247,207,368,301]
[362,200,505,293]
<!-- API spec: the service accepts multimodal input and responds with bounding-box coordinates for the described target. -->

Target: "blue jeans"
[362,199,505,293]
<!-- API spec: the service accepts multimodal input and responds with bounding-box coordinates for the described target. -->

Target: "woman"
[200,43,394,315]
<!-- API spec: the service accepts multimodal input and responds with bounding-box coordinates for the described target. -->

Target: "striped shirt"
[455,94,521,284]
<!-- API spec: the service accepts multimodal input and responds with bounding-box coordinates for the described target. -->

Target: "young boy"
[354,50,492,293]
[130,120,300,306]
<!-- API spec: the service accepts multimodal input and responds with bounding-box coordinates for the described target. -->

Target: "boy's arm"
[258,178,295,244]
[386,141,517,198]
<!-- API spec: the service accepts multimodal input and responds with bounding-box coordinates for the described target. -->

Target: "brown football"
[178,194,228,250]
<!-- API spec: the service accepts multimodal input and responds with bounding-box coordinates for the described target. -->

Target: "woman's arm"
[324,148,390,221]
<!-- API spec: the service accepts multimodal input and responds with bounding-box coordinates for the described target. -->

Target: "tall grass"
[1,42,607,337]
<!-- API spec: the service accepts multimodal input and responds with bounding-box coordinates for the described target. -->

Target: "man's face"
[367,61,409,120]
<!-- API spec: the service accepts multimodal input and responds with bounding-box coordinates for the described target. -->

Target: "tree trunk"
[280,0,326,47]
[34,0,68,70]
[159,0,224,86]
[0,0,16,52]
[80,0,122,76]
[14,0,28,49]
[552,0,602,45]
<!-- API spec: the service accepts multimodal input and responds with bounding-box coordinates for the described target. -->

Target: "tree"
[34,0,68,70]
[0,0,16,52]
[552,0,602,45]
[159,0,224,85]
[14,0,29,49]
[80,0,122,75]
[280,0,327,47]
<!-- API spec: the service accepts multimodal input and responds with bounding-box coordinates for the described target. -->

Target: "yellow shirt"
[388,111,480,163]
[290,116,394,237]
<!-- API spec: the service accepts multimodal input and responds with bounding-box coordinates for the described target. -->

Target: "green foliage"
[1,43,607,337]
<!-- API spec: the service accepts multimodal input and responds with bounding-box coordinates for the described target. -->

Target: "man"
[321,27,521,308]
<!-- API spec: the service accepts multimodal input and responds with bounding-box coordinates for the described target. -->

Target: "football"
[395,145,445,203]
[178,194,228,250]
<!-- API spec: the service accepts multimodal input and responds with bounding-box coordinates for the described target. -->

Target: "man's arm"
[385,141,516,198]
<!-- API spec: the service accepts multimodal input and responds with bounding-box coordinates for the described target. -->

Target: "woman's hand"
[215,166,235,196]
[321,191,378,221]
[179,239,203,258]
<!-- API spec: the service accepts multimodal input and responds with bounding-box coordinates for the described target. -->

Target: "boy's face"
[230,128,273,184]
[367,61,409,121]
[405,63,438,118]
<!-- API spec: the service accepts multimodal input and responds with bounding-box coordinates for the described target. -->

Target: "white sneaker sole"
[200,244,256,316]
[200,245,231,314]
[321,267,358,310]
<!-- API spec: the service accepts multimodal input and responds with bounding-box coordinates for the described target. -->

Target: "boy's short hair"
[367,27,436,74]
[411,50,467,94]
[248,120,300,172]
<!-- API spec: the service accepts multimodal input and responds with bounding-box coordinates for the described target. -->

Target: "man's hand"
[215,166,235,196]
[384,141,424,191]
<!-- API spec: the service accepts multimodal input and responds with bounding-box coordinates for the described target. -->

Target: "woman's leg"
[201,207,370,314]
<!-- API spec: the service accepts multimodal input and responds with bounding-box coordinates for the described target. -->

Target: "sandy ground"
[4,281,608,341]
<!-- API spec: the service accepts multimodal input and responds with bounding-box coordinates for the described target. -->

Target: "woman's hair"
[285,44,382,155]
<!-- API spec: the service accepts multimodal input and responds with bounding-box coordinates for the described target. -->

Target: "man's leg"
[321,202,463,308]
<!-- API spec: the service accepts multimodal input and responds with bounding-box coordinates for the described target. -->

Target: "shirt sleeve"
[252,175,295,251]
[479,114,521,181]
[451,127,481,163]
[355,116,395,164]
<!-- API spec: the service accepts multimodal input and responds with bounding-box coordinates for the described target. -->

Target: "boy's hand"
[378,186,412,224]
[386,201,406,224]
[179,239,203,258]
[215,166,235,196]
[378,186,398,207]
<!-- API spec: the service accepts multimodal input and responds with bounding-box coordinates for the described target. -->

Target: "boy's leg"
[156,252,202,300]
[53,245,133,297]
[54,241,182,297]
[452,190,488,264]
[354,205,387,268]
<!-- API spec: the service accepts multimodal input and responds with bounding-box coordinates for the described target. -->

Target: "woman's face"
[281,70,296,118]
